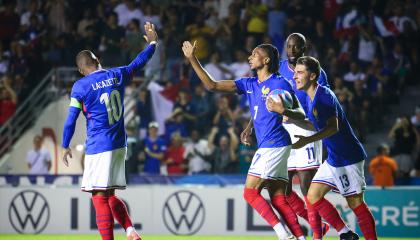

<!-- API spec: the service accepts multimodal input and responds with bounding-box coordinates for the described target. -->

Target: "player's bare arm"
[182,41,237,93]
[285,116,316,131]
[292,116,338,149]
[266,93,305,120]
[240,119,253,146]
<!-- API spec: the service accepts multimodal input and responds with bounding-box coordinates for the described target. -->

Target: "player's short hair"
[256,44,279,74]
[76,50,100,68]
[286,33,306,48]
[296,56,320,81]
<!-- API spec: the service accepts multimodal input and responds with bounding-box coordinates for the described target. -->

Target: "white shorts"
[247,146,291,182]
[312,160,366,196]
[284,123,322,171]
[81,147,127,192]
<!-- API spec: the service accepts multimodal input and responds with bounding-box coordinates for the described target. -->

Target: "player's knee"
[346,194,364,209]
[307,189,322,205]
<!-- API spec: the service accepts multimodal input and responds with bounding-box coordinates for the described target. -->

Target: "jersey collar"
[258,73,274,84]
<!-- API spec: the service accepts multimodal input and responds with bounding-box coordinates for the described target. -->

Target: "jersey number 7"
[100,90,123,125]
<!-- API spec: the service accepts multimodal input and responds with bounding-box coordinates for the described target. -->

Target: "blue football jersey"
[307,85,367,167]
[279,59,329,114]
[70,67,130,154]
[143,136,167,174]
[235,74,295,148]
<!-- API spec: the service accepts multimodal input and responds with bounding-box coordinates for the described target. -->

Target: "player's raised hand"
[292,135,310,149]
[266,95,286,114]
[182,41,197,59]
[143,21,158,43]
[62,148,72,167]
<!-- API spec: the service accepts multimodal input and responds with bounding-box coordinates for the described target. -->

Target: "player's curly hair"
[296,56,321,81]
[256,44,279,74]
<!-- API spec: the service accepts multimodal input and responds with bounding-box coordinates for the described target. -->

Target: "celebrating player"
[61,22,158,240]
[182,41,306,240]
[288,56,377,240]
[242,33,330,239]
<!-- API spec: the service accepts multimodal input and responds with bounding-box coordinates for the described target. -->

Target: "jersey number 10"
[100,90,123,125]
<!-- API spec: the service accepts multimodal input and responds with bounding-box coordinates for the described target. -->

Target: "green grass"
[0,235,419,240]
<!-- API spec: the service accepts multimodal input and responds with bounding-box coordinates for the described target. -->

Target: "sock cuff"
[312,198,325,208]
[272,194,286,203]
[244,188,260,195]
[92,195,109,201]
[353,202,368,213]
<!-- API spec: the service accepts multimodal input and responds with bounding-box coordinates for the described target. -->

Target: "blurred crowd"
[0,0,419,177]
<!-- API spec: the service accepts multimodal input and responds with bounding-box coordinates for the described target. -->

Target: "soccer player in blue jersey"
[242,33,330,239]
[288,56,377,240]
[61,22,158,240]
[182,41,306,240]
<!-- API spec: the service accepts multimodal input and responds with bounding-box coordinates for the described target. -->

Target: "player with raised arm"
[183,41,306,240]
[62,22,158,240]
[287,56,377,240]
[242,33,330,239]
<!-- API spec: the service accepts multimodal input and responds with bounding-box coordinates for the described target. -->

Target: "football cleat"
[339,230,359,240]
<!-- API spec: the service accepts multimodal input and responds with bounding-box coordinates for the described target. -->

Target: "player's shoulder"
[279,59,288,67]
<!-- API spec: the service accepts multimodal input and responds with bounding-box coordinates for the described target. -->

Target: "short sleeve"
[317,91,338,121]
[70,82,85,103]
[234,77,249,95]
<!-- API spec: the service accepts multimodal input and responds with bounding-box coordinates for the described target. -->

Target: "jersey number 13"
[100,90,122,125]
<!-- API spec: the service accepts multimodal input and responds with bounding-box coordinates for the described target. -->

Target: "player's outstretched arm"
[292,116,338,149]
[62,104,81,166]
[182,41,237,93]
[126,22,158,75]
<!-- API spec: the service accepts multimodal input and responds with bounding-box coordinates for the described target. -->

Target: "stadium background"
[0,0,419,239]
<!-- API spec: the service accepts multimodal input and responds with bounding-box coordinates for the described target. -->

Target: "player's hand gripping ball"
[268,89,293,109]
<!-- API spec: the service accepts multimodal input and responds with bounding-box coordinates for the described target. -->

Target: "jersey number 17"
[100,90,123,125]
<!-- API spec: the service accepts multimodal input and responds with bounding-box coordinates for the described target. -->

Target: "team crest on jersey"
[153,144,158,151]
[261,86,270,95]
[312,108,318,119]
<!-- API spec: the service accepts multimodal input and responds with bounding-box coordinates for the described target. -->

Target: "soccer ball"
[268,89,293,109]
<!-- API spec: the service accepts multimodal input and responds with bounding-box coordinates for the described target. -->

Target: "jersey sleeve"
[317,90,338,122]
[69,82,84,109]
[279,76,295,95]
[318,68,330,88]
[234,77,249,95]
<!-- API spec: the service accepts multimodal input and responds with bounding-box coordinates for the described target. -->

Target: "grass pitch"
[0,235,419,240]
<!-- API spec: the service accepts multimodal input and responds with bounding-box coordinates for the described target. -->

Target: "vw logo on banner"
[162,190,205,235]
[8,190,50,234]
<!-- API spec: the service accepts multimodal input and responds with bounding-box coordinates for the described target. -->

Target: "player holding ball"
[183,41,307,240]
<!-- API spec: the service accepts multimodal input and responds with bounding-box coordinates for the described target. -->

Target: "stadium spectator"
[143,121,166,175]
[164,108,189,144]
[164,132,187,175]
[204,52,233,80]
[26,135,51,174]
[185,12,215,60]
[388,116,419,177]
[208,126,239,173]
[114,0,144,28]
[0,75,17,126]
[369,144,398,187]
[184,129,212,174]
[411,105,420,131]
[136,88,152,139]
[100,12,125,66]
